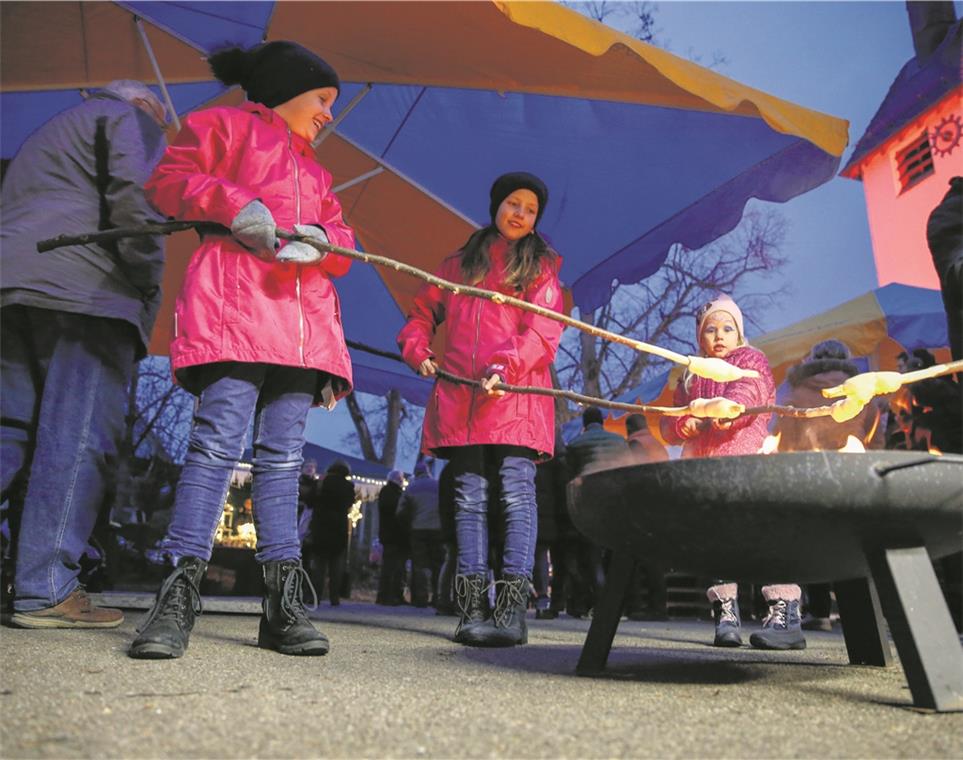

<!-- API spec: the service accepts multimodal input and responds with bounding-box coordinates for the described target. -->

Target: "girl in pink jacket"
[130,42,354,661]
[397,172,564,647]
[661,295,806,651]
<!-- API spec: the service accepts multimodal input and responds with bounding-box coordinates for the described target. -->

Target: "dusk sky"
[305,1,955,466]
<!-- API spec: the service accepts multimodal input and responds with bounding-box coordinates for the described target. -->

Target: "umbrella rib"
[133,16,181,130]
[330,130,480,228]
[314,84,372,147]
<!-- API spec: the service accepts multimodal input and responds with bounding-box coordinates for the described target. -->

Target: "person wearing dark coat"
[774,339,885,631]
[564,407,630,617]
[397,461,444,608]
[532,430,568,619]
[376,470,408,605]
[435,461,457,615]
[622,414,670,621]
[297,459,321,545]
[927,176,962,362]
[1,80,168,629]
[309,461,356,606]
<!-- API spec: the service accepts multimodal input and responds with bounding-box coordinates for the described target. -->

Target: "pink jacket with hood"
[145,101,355,403]
[397,236,564,458]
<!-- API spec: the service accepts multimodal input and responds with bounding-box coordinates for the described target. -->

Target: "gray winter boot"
[750,584,807,650]
[258,559,329,656]
[707,583,742,648]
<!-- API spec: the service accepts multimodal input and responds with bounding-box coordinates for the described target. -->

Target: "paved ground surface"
[2,600,961,759]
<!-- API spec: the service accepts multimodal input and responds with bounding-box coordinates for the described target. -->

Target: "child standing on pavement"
[660,294,806,651]
[129,41,355,660]
[397,172,564,647]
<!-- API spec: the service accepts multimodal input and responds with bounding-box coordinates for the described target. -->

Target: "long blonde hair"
[458,225,556,292]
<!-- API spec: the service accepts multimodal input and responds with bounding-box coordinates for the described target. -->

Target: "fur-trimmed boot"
[489,574,531,647]
[707,583,742,648]
[750,584,807,650]
[258,559,329,656]
[129,556,208,659]
[453,573,493,646]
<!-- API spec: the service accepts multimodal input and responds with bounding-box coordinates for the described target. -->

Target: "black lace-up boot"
[258,559,329,656]
[129,556,207,659]
[453,573,494,646]
[488,574,531,647]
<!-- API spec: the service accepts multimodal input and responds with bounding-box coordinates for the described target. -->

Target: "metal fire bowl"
[568,450,963,584]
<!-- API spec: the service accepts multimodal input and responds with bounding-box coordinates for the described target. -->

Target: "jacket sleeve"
[302,164,355,279]
[485,257,564,383]
[104,107,168,294]
[397,268,447,371]
[719,350,775,433]
[145,109,259,228]
[661,378,691,445]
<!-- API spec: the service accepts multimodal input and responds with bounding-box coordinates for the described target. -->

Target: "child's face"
[274,86,339,142]
[494,189,539,241]
[700,311,741,358]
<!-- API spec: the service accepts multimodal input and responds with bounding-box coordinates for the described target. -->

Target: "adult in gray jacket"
[1,80,168,628]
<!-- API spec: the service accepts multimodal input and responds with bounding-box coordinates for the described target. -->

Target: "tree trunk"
[381,389,403,468]
[578,309,602,399]
[345,392,378,461]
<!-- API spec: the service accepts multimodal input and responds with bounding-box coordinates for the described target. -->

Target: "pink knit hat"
[696,294,745,344]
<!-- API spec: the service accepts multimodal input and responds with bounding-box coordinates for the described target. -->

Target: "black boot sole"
[748,635,807,651]
[128,642,185,659]
[257,633,329,656]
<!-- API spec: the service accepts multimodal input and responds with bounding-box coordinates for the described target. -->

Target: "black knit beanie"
[208,41,340,108]
[489,171,549,227]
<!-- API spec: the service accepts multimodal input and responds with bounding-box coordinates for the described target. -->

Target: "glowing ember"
[929,446,943,456]
[838,435,866,453]
[759,434,781,455]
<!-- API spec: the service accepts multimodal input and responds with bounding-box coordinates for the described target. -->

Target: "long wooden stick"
[345,338,830,419]
[37,222,755,382]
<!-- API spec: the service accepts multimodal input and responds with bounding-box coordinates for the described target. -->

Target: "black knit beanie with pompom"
[208,41,340,108]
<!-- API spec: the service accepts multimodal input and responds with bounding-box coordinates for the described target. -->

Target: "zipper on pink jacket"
[465,292,484,440]
[288,128,306,367]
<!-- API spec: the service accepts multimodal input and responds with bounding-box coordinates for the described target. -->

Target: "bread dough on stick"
[688,397,745,419]
[686,356,759,382]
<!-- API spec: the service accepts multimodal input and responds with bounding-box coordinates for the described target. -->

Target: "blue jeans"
[1,306,136,611]
[161,363,314,565]
[448,445,537,578]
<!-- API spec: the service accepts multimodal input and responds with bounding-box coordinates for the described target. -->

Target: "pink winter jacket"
[660,345,775,458]
[145,102,355,402]
[397,237,564,458]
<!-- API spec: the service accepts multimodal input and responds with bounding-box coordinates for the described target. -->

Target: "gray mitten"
[276,224,329,264]
[230,200,278,257]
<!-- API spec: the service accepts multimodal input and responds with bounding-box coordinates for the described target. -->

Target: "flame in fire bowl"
[568,451,962,585]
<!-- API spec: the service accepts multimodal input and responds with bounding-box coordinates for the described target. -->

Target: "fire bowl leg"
[868,545,963,712]
[835,576,893,667]
[576,551,634,676]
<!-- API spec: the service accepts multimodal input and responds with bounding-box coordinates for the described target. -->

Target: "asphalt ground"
[2,601,961,759]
